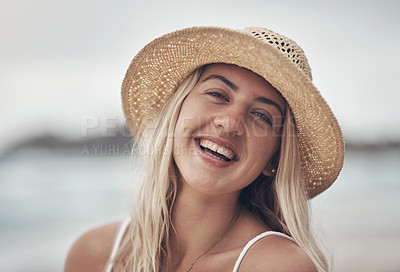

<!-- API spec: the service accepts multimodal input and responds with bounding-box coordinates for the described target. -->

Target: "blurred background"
[1,0,399,271]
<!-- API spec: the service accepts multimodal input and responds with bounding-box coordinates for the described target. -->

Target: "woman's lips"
[198,138,235,161]
[194,136,239,167]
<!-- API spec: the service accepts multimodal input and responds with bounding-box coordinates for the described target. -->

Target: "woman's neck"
[169,182,241,270]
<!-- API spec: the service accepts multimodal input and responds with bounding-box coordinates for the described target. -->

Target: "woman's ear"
[262,161,275,176]
[263,151,279,176]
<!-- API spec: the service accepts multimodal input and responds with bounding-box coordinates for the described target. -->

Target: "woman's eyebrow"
[202,74,239,91]
[255,96,284,117]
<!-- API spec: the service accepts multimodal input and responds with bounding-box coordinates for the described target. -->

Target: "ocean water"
[311,148,400,271]
[0,147,399,272]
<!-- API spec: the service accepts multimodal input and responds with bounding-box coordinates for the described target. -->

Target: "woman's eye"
[252,111,272,126]
[207,91,229,102]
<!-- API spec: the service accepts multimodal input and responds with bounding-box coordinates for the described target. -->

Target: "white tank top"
[106,218,294,272]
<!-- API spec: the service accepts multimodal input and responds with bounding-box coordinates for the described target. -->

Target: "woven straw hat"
[121,26,344,198]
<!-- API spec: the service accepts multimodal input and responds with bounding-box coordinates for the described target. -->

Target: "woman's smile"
[195,135,238,167]
[198,138,235,162]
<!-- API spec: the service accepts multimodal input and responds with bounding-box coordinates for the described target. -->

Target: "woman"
[65,27,344,272]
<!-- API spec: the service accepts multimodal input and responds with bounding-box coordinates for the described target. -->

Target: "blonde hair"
[111,65,330,272]
[276,109,330,272]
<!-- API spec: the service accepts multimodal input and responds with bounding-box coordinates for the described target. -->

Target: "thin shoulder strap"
[105,218,131,272]
[232,231,294,272]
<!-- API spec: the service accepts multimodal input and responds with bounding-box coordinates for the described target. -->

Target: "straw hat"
[121,26,345,198]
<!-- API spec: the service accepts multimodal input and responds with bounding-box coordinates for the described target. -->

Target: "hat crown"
[242,27,312,81]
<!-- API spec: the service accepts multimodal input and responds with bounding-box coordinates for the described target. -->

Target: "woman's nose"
[212,106,246,136]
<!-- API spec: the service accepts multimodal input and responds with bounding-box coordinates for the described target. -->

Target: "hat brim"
[121,26,344,198]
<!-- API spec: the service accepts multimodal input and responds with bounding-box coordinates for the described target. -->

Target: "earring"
[271,169,276,174]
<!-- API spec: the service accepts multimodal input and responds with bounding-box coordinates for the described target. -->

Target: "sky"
[1,0,399,152]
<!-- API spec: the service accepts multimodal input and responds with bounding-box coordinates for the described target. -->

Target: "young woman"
[65,27,344,272]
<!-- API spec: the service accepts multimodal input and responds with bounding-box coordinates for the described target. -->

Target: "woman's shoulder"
[64,221,120,272]
[238,232,317,272]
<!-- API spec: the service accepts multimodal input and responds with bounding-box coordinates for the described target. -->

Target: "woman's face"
[173,64,286,195]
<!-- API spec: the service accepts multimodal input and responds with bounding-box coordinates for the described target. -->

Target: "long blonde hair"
[111,65,330,272]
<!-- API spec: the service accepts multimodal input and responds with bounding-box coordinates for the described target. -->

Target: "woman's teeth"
[199,139,235,161]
